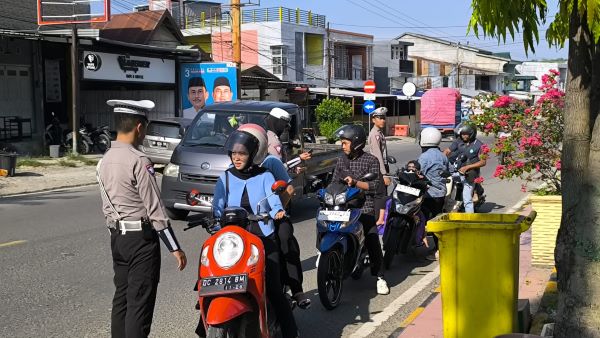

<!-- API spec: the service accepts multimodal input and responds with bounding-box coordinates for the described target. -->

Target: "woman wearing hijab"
[210,125,299,338]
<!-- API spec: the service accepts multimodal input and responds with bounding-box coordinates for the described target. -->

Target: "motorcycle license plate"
[199,274,248,296]
[318,210,351,222]
[395,184,420,196]
[151,141,168,148]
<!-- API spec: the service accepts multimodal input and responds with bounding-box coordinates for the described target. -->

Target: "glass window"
[147,122,181,139]
[271,46,288,75]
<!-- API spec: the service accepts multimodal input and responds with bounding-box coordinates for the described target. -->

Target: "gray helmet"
[420,127,442,147]
[457,123,477,142]
[334,124,367,155]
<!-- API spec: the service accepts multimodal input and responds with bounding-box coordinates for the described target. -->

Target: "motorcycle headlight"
[213,232,244,269]
[200,245,210,267]
[338,221,351,229]
[324,193,334,206]
[246,244,260,266]
[164,163,180,177]
[334,192,346,205]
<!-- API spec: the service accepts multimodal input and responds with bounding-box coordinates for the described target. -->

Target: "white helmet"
[269,107,291,122]
[236,123,268,164]
[419,127,442,147]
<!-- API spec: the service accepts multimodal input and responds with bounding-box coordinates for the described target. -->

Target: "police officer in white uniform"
[97,99,187,338]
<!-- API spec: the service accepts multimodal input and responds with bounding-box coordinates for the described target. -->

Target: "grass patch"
[17,158,48,168]
[58,160,78,167]
[67,154,98,166]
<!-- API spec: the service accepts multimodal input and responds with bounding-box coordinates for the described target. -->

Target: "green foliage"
[315,98,353,142]
[469,0,600,54]
[16,158,47,168]
[58,160,78,167]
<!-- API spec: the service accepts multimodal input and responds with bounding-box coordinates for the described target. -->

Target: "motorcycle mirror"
[361,172,378,181]
[179,126,187,139]
[386,156,397,164]
[186,189,201,206]
[271,180,288,194]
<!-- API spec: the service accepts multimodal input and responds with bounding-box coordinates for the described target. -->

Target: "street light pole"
[71,24,79,155]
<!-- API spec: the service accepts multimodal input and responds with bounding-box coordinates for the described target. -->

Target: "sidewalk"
[0,154,102,197]
[395,206,553,338]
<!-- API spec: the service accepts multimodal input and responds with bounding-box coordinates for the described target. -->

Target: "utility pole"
[326,22,331,99]
[455,42,460,89]
[231,0,242,99]
[71,25,79,154]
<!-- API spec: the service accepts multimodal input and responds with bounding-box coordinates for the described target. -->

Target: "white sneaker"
[377,278,390,295]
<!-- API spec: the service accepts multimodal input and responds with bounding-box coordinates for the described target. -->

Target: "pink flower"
[515,121,522,127]
[535,164,541,172]
[514,161,525,168]
[485,122,494,131]
[494,165,505,178]
[474,177,485,184]
[524,108,531,115]
[549,69,560,76]
[480,144,490,154]
[493,96,513,108]
[521,184,527,193]
[555,160,561,170]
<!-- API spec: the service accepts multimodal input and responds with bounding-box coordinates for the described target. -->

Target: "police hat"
[107,99,155,117]
[188,76,205,89]
[213,76,230,88]
[371,107,388,118]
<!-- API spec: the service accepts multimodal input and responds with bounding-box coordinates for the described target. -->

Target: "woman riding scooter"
[196,127,299,338]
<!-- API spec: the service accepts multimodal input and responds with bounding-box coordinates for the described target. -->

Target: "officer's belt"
[116,220,143,234]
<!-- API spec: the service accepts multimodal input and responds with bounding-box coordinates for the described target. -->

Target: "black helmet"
[220,207,249,228]
[334,124,367,156]
[225,130,260,167]
[458,123,477,142]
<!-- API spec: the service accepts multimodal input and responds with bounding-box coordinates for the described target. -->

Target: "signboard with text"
[81,51,175,84]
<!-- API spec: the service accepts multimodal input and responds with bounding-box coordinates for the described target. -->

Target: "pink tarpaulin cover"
[420,88,460,126]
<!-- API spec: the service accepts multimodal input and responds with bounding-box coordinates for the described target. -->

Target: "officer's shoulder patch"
[376,134,380,141]
[146,164,155,176]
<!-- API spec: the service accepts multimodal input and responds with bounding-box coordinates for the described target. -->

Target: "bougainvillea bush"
[470,70,564,194]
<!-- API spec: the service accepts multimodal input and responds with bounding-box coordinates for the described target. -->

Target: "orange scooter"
[186,180,289,338]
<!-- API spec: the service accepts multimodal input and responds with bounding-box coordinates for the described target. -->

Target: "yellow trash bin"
[427,211,536,338]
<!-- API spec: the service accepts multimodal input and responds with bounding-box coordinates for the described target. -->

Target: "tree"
[469,1,600,337]
[315,98,353,142]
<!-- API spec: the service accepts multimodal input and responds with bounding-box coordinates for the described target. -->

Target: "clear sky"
[110,0,568,61]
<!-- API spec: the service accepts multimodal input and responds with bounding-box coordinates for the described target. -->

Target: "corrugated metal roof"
[91,10,184,45]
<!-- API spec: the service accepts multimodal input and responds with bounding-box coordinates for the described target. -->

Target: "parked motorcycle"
[84,123,112,153]
[44,112,63,146]
[382,157,430,269]
[65,127,92,154]
[185,180,293,338]
[312,172,377,310]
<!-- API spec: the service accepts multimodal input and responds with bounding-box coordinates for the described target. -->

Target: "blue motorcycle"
[312,172,377,310]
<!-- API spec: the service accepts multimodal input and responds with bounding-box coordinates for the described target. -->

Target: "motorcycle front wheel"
[206,312,259,338]
[317,249,344,310]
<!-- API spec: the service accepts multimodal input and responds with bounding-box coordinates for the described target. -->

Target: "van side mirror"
[271,180,288,194]
[179,126,187,138]
[387,156,397,164]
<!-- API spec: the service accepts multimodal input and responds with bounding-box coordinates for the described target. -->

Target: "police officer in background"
[368,107,391,226]
[97,99,187,338]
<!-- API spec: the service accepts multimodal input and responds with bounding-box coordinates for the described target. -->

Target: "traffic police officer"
[97,99,187,338]
[368,107,391,226]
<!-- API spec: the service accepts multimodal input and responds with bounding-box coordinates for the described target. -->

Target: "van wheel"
[165,207,189,220]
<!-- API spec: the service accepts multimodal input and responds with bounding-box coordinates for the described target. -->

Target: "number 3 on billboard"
[185,69,190,77]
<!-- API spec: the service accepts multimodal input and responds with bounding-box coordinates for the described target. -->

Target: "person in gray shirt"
[97,99,187,338]
[368,107,390,226]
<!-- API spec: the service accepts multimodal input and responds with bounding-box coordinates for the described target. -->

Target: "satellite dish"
[402,82,417,97]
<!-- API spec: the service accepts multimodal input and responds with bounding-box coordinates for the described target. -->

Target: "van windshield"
[182,111,268,147]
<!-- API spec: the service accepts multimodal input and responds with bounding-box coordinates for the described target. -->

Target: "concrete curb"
[0,182,98,198]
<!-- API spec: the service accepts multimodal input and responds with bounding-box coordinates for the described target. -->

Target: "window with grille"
[271,46,288,76]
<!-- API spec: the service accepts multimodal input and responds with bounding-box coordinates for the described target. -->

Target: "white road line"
[350,266,440,338]
[0,240,27,248]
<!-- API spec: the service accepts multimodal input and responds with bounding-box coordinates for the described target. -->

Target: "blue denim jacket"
[212,170,283,236]
[418,148,449,198]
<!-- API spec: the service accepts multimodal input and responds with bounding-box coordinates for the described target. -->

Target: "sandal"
[293,292,311,310]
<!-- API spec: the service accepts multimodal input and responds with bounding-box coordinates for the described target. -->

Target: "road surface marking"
[0,240,27,248]
[350,266,440,338]
[399,307,425,327]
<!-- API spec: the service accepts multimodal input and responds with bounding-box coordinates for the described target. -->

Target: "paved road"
[0,136,527,338]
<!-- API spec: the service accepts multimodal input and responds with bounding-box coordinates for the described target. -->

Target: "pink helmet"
[236,123,268,164]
